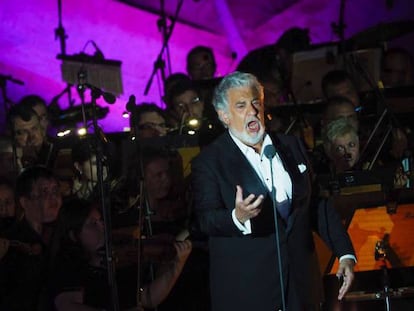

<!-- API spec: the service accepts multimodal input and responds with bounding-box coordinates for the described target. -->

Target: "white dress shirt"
[229,132,291,235]
[229,131,356,263]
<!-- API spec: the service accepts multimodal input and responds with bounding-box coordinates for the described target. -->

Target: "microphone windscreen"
[263,145,276,159]
[103,92,116,104]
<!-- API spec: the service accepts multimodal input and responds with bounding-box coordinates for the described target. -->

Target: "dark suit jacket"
[191,132,355,311]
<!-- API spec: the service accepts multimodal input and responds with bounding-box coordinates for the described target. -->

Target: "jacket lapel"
[223,133,268,196]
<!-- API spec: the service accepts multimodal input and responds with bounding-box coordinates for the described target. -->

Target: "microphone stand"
[144,0,184,96]
[78,79,120,311]
[54,0,75,107]
[374,238,393,311]
[265,147,286,311]
[1,74,24,176]
[126,96,157,310]
[348,54,402,170]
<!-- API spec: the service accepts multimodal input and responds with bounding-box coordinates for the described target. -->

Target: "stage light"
[188,118,199,127]
[57,129,71,137]
[77,127,87,136]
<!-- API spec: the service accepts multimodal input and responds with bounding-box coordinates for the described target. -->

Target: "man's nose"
[26,132,36,145]
[247,102,258,115]
[344,153,352,161]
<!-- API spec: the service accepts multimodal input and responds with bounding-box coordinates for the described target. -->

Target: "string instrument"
[0,237,43,259]
[112,228,205,268]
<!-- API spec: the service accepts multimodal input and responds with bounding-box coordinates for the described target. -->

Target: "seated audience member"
[381,47,414,87]
[18,95,51,137]
[130,103,168,139]
[186,46,217,81]
[49,198,192,310]
[8,104,56,170]
[321,69,361,108]
[0,166,62,310]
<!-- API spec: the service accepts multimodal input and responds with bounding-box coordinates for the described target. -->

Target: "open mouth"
[247,120,260,132]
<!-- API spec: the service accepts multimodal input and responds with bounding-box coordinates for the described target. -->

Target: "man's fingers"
[338,276,352,300]
[250,194,264,208]
[243,193,257,206]
[235,185,243,203]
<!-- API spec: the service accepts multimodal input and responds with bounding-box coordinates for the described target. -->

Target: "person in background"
[381,47,414,87]
[0,180,16,234]
[49,198,192,311]
[7,104,56,171]
[166,79,223,146]
[163,73,192,107]
[18,95,51,137]
[130,103,169,139]
[321,71,407,160]
[323,118,360,174]
[0,166,62,311]
[186,46,217,81]
[321,70,361,109]
[166,79,205,130]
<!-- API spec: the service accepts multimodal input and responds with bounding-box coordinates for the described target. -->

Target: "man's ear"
[217,110,230,126]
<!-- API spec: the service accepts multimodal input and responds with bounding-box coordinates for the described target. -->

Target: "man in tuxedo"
[191,71,356,311]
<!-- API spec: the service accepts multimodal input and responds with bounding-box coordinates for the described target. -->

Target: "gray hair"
[323,117,359,147]
[212,71,263,113]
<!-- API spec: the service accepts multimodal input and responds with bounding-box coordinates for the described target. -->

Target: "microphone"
[264,143,286,311]
[264,144,276,160]
[102,91,116,104]
[84,83,116,104]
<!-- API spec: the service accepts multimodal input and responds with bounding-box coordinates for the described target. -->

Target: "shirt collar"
[228,130,273,160]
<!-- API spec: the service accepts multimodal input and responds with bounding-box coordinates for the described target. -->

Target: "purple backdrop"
[1,0,413,133]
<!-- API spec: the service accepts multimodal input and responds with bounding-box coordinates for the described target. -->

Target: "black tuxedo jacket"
[191,132,355,311]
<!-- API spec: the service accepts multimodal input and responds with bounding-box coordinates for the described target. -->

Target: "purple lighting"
[1,0,413,133]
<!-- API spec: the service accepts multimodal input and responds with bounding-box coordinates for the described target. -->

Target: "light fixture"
[57,129,71,137]
[77,127,87,136]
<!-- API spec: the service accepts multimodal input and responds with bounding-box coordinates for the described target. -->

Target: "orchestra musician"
[48,198,192,311]
[7,103,56,172]
[0,166,62,310]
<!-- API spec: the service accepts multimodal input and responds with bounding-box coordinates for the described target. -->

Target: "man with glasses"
[0,166,62,310]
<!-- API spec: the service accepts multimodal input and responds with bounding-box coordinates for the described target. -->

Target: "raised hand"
[234,185,264,223]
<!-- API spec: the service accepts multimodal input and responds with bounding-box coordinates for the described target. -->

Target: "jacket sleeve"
[313,196,356,258]
[191,154,244,237]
